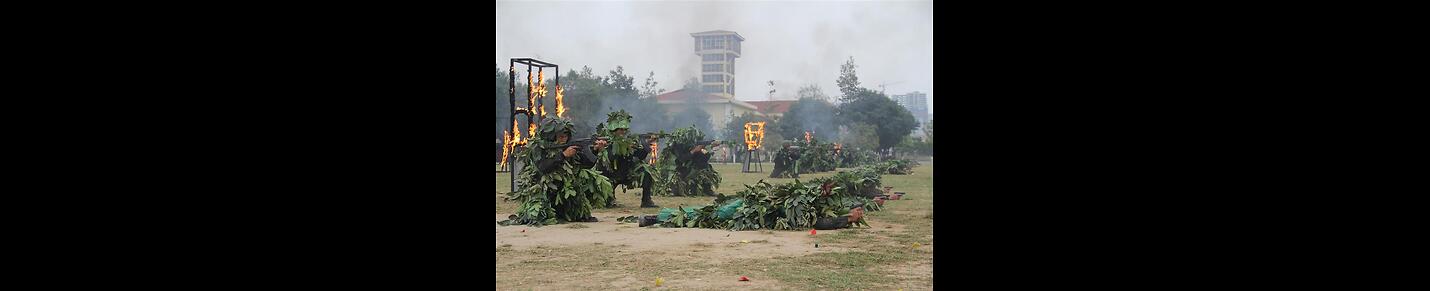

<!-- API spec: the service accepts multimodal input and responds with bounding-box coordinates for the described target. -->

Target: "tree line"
[496,56,931,161]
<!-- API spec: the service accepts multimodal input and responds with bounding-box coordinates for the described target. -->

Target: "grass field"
[495,160,934,290]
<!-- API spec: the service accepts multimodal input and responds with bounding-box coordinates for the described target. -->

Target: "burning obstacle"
[500,58,561,193]
[741,122,766,173]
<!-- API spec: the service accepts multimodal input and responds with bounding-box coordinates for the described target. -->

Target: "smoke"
[497,0,935,132]
[585,86,670,135]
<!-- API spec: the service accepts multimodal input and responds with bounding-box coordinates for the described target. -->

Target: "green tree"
[640,71,661,98]
[497,65,510,142]
[924,119,933,153]
[839,122,879,151]
[606,66,635,93]
[836,88,918,150]
[797,84,829,102]
[896,135,931,156]
[836,56,861,102]
[559,66,672,135]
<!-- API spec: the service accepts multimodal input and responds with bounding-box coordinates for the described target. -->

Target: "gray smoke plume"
[497,0,934,135]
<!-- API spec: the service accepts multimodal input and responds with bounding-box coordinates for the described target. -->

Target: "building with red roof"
[655,88,762,126]
[745,100,797,119]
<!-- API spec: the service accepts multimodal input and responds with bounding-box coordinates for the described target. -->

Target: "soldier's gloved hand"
[593,139,608,152]
[563,146,580,158]
[849,207,865,223]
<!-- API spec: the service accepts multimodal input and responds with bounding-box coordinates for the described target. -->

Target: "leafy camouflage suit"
[594,110,657,207]
[770,142,801,178]
[499,117,613,226]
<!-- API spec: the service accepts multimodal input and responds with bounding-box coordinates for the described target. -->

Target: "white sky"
[497,0,934,117]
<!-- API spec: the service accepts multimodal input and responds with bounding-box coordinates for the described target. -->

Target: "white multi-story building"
[892,91,929,131]
[691,30,742,97]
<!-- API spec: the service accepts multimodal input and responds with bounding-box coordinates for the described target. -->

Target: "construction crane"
[878,81,904,95]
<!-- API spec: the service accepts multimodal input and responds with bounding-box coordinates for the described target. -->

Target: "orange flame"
[556,85,565,118]
[805,131,812,143]
[512,120,523,145]
[527,71,536,118]
[744,122,766,151]
[649,142,659,165]
[500,130,512,168]
[535,69,547,117]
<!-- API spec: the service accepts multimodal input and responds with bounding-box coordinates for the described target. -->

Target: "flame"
[527,71,536,118]
[556,85,565,118]
[512,119,523,145]
[535,69,546,117]
[744,122,766,151]
[805,131,812,143]
[500,130,512,168]
[649,142,658,165]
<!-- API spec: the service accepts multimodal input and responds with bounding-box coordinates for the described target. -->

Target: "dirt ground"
[497,213,852,263]
[495,161,934,290]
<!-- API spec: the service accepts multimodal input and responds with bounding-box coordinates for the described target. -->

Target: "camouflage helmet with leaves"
[538,117,575,141]
[604,110,632,130]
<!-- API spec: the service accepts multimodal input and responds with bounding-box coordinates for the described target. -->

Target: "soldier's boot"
[638,215,659,227]
[640,188,659,208]
[605,183,620,208]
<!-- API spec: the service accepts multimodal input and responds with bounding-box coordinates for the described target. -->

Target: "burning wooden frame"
[501,58,560,193]
[741,122,766,173]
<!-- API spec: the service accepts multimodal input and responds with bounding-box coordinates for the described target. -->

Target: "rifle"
[696,140,721,146]
[638,132,669,140]
[541,137,608,162]
[541,137,610,150]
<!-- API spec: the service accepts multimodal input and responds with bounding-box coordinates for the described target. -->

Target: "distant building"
[653,30,756,129]
[655,89,761,128]
[891,91,929,130]
[691,30,743,98]
[746,100,796,119]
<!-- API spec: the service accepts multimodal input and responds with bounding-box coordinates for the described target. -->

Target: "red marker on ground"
[739,276,750,281]
[810,229,817,235]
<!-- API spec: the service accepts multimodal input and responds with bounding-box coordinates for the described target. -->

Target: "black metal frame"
[741,148,763,173]
[506,58,559,193]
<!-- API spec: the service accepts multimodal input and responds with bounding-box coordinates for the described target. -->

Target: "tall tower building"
[691,30,743,98]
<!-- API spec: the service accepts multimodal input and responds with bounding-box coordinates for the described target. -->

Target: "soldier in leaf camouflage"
[594,110,661,208]
[627,199,865,230]
[673,129,721,196]
[770,141,801,178]
[499,117,613,226]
